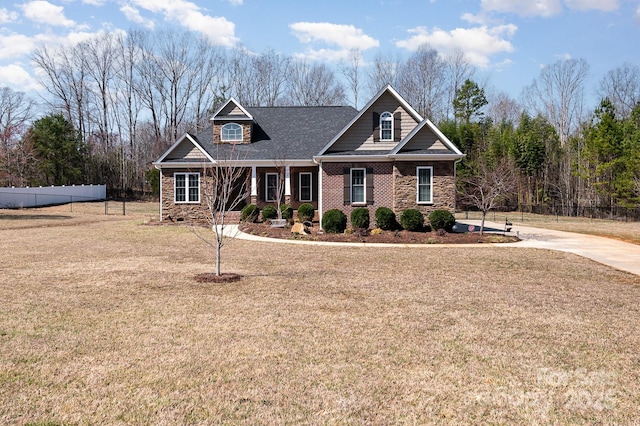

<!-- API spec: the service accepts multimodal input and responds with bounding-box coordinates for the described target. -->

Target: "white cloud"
[0,33,37,60]
[565,0,619,11]
[290,22,379,51]
[0,64,42,92]
[228,0,243,5]
[636,5,640,21]
[395,25,517,68]
[21,0,76,27]
[120,4,155,29]
[82,0,106,5]
[0,8,19,23]
[130,0,238,46]
[480,0,563,17]
[289,22,379,62]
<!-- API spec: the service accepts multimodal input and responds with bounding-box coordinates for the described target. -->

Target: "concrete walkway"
[224,222,640,277]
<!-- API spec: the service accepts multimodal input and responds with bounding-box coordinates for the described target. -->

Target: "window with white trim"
[221,123,243,141]
[417,166,433,204]
[265,173,278,202]
[299,172,312,202]
[174,172,200,203]
[380,111,393,141]
[351,168,366,204]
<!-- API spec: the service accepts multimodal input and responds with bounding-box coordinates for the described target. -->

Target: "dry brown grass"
[460,210,640,245]
[1,205,640,424]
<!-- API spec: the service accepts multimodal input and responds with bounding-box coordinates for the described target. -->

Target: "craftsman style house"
[153,85,465,226]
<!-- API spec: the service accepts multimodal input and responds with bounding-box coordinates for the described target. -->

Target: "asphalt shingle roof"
[193,106,358,161]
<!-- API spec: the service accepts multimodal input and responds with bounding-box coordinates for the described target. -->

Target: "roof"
[190,105,359,162]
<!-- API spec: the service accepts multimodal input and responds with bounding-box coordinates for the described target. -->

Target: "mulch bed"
[194,272,243,283]
[239,222,519,244]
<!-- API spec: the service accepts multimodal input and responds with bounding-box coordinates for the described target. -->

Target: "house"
[153,85,465,226]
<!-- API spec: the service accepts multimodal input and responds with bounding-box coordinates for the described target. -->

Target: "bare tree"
[444,48,476,120]
[366,52,401,98]
[598,63,640,119]
[460,159,518,235]
[192,146,250,277]
[396,44,447,121]
[342,48,362,109]
[285,60,346,106]
[521,58,589,146]
[0,87,36,186]
[486,90,522,126]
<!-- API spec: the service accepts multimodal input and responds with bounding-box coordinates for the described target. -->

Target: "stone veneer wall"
[393,161,455,216]
[213,122,252,144]
[161,169,245,223]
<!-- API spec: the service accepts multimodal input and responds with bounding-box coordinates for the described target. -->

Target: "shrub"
[261,204,277,220]
[322,209,347,233]
[240,204,259,222]
[400,209,424,231]
[375,207,397,230]
[350,207,370,230]
[297,203,315,222]
[429,209,455,232]
[280,204,293,220]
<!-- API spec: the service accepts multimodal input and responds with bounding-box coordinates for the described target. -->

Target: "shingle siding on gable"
[400,127,449,152]
[166,139,207,160]
[327,92,420,153]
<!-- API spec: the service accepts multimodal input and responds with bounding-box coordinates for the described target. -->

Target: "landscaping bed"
[239,222,519,244]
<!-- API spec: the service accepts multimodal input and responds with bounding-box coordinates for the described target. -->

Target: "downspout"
[154,163,162,221]
[313,156,323,229]
[454,158,462,215]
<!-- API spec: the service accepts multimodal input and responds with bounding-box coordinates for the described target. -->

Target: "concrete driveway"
[463,220,640,277]
[228,222,640,277]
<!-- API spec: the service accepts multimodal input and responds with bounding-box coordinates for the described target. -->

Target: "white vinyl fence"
[0,185,106,208]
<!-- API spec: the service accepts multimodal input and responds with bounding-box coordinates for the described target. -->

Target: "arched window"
[380,111,393,141]
[221,123,243,141]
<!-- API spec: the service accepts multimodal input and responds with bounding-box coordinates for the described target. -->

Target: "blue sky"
[1,0,639,108]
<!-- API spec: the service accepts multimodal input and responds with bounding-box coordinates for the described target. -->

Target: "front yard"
[1,207,639,424]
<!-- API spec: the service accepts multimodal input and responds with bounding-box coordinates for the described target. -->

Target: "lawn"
[1,205,639,424]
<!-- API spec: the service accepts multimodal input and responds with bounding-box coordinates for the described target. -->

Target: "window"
[417,167,433,204]
[174,172,200,203]
[380,111,393,141]
[351,168,366,204]
[265,173,278,202]
[299,172,312,202]
[221,123,243,141]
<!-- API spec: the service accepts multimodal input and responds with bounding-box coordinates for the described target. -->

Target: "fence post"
[105,200,108,215]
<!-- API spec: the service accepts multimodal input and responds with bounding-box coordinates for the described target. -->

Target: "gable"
[327,91,420,153]
[165,138,208,160]
[212,98,253,121]
[397,125,450,153]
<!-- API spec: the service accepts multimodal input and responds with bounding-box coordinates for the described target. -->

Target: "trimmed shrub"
[240,204,259,222]
[350,207,370,230]
[375,207,397,230]
[280,204,293,221]
[322,209,347,234]
[429,209,455,232]
[400,209,424,231]
[261,204,277,220]
[297,203,315,222]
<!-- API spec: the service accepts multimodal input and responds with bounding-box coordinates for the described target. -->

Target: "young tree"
[453,79,488,125]
[192,146,250,277]
[459,158,517,235]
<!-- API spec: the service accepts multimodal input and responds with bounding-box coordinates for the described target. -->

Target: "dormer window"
[221,123,243,142]
[380,111,393,141]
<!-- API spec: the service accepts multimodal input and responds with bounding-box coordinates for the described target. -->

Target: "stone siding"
[393,161,455,216]
[213,122,252,144]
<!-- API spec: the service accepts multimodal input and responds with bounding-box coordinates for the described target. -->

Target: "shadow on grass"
[0,214,72,221]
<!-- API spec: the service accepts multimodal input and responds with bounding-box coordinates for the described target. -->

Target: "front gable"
[318,85,423,155]
[391,119,464,158]
[154,133,214,165]
[211,98,254,144]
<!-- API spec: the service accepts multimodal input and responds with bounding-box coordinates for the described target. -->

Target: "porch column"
[251,166,257,204]
[285,165,291,199]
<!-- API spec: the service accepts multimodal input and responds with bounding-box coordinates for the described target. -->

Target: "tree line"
[0,28,638,212]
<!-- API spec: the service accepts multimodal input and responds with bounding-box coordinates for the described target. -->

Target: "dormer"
[211,98,254,144]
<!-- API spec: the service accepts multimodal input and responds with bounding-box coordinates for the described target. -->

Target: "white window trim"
[265,172,278,202]
[416,166,433,204]
[351,168,366,205]
[221,122,243,142]
[174,172,200,204]
[299,172,313,202]
[380,111,393,141]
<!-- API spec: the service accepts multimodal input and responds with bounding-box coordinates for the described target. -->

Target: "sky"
[1,0,640,109]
